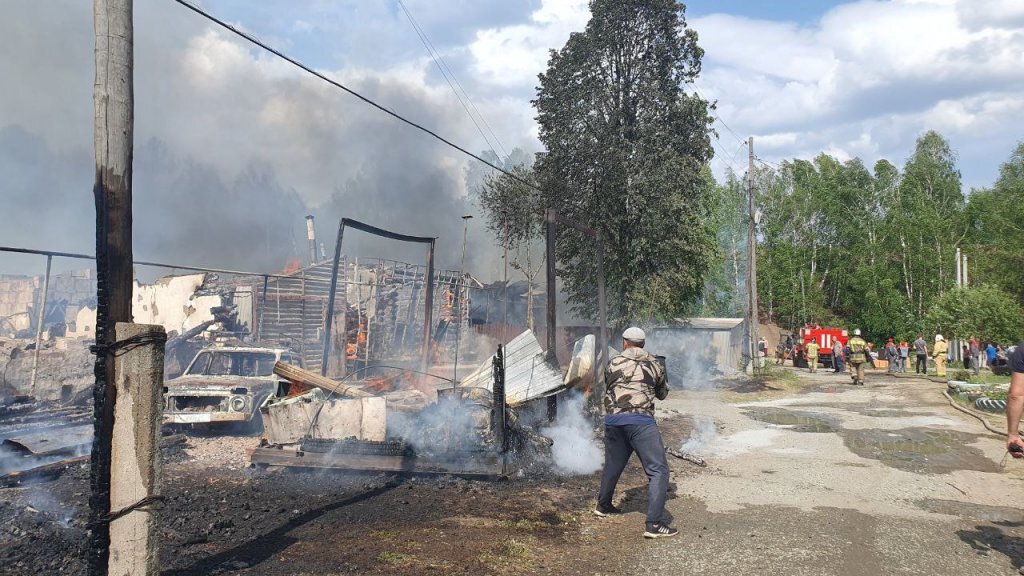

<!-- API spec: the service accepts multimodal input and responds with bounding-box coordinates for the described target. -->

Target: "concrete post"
[29,254,52,398]
[108,322,165,576]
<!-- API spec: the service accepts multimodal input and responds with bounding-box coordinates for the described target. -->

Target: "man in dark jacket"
[913,335,928,374]
[594,327,676,539]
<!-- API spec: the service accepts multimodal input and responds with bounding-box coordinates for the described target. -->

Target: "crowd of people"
[772,327,1014,382]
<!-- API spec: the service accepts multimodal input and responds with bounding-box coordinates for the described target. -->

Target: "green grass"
[949,370,1011,385]
[753,364,800,387]
[377,551,413,566]
[372,529,397,541]
[479,537,536,570]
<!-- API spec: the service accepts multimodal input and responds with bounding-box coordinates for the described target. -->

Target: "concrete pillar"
[108,322,166,576]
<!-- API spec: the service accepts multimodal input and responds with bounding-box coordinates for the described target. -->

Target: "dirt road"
[4,368,1023,575]
[623,369,1024,576]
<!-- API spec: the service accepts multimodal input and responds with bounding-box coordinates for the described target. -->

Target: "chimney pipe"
[305,215,317,265]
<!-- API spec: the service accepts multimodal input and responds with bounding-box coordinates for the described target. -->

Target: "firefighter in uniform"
[933,334,948,377]
[806,340,820,373]
[847,329,868,385]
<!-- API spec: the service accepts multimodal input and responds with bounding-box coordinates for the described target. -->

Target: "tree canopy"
[533,0,715,326]
[708,131,1024,346]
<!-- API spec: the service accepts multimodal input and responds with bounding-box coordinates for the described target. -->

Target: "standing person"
[885,339,899,373]
[758,337,768,368]
[970,336,981,376]
[847,329,868,385]
[898,341,910,373]
[933,334,949,377]
[833,340,844,373]
[914,335,929,374]
[595,327,676,539]
[806,339,820,373]
[1002,342,1024,462]
[986,341,997,371]
[962,343,971,370]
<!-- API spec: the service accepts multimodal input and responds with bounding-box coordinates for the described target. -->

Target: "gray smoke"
[646,329,723,391]
[0,1,518,278]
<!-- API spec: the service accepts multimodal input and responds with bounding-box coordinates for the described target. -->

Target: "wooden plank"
[273,361,372,398]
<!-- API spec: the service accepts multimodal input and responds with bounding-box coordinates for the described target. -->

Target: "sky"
[2,0,1023,277]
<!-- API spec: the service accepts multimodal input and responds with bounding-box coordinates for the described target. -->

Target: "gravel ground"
[631,369,1024,576]
[8,368,1013,575]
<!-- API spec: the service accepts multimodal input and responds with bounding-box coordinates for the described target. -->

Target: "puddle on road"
[740,406,995,473]
[842,428,998,474]
[918,499,1024,525]
[743,407,839,433]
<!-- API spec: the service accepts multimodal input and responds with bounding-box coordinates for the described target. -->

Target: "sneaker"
[643,523,678,539]
[593,504,623,517]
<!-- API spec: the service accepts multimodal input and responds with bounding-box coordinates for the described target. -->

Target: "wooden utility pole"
[90,1,135,574]
[746,137,761,373]
[545,208,557,419]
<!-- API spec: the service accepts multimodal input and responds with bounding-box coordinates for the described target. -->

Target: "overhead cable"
[397,0,510,160]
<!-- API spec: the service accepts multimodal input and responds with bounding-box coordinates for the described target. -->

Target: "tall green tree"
[476,165,545,328]
[533,0,715,326]
[700,169,747,317]
[893,130,966,316]
[925,285,1024,345]
[965,142,1024,306]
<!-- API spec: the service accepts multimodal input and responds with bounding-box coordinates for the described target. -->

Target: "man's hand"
[1008,435,1024,458]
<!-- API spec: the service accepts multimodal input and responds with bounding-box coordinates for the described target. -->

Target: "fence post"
[29,254,52,398]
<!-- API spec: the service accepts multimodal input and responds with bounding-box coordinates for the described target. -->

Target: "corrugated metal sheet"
[457,330,565,406]
[3,424,93,457]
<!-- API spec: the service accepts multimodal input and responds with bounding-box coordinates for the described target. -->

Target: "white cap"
[853,329,861,336]
[623,327,646,342]
[935,334,944,342]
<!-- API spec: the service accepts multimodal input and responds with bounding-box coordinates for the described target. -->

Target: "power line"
[686,80,746,148]
[397,0,504,159]
[397,0,510,161]
[171,0,539,193]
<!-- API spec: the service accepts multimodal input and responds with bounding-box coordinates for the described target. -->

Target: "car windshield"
[186,351,278,377]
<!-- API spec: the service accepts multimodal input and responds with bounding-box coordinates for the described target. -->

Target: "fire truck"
[800,325,848,369]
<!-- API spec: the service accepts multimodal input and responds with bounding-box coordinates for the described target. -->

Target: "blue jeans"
[597,423,670,527]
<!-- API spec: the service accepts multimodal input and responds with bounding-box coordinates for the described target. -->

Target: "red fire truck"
[800,325,848,369]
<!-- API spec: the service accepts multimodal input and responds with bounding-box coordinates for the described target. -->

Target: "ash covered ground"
[0,418,697,576]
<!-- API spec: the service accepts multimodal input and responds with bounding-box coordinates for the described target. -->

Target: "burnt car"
[163,346,303,431]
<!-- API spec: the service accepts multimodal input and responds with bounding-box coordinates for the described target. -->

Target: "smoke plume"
[646,329,723,391]
[540,392,602,475]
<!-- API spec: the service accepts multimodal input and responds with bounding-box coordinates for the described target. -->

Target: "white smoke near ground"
[679,415,717,456]
[388,391,490,457]
[540,393,602,475]
[25,485,76,528]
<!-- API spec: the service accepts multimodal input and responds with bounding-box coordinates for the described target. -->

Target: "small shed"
[647,318,745,384]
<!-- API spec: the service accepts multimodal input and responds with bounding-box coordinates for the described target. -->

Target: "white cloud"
[693,0,1024,188]
[468,0,589,87]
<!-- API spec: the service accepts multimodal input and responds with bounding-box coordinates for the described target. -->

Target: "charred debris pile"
[251,329,601,478]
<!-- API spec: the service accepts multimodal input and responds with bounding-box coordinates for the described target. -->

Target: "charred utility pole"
[746,137,761,374]
[545,208,557,419]
[90,1,135,574]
